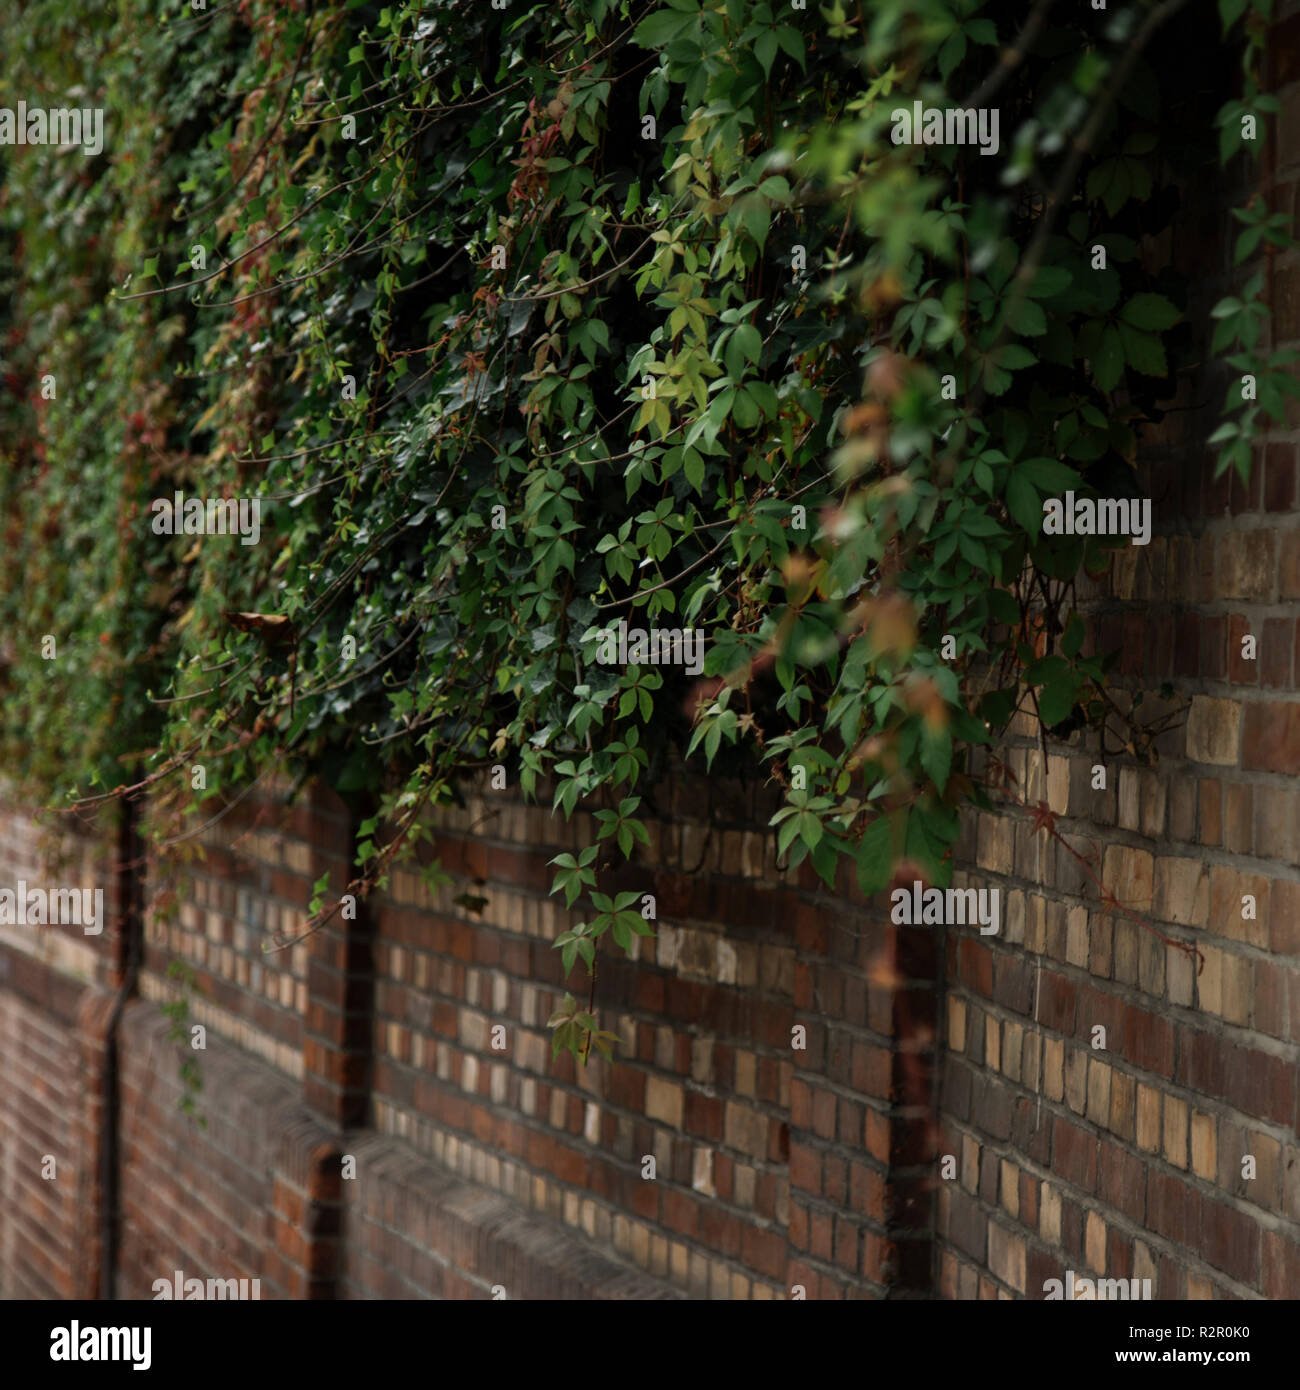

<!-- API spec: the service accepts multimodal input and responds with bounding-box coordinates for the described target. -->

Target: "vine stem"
[977,758,1204,977]
[582,948,598,1065]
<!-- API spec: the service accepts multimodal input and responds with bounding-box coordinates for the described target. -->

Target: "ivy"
[0,0,1277,1068]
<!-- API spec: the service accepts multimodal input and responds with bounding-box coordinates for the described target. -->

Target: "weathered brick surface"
[933,23,1300,1298]
[0,766,929,1300]
[5,26,1300,1301]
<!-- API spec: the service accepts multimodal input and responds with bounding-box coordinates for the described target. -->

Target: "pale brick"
[1222,952,1252,1026]
[1044,1036,1065,1102]
[691,1035,714,1084]
[986,1015,1001,1072]
[1191,1111,1217,1181]
[989,1222,1026,1293]
[979,812,1015,875]
[1136,1084,1161,1153]
[1112,545,1139,600]
[1163,1094,1188,1169]
[1248,1130,1281,1204]
[1118,768,1141,831]
[1109,1067,1135,1140]
[1218,530,1275,599]
[724,1101,766,1158]
[1003,1021,1023,1082]
[1199,946,1225,1017]
[1040,1182,1062,1243]
[692,1146,716,1196]
[1065,1046,1088,1115]
[647,1077,683,1128]
[1086,1210,1107,1273]
[994,1164,1017,1225]
[1066,906,1090,967]
[1153,856,1210,927]
[1168,943,1196,1007]
[948,996,968,1052]
[1224,873,1268,948]
[1186,697,1242,766]
[614,1213,633,1256]
[1026,894,1048,954]
[1140,772,1168,839]
[1102,845,1154,912]
[1047,755,1070,816]
[1005,890,1026,949]
[1086,1057,1112,1127]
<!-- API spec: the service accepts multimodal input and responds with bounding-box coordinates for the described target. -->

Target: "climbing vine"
[0,0,1289,1067]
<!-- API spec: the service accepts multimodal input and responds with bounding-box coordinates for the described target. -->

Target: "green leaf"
[920,724,952,793]
[1025,267,1073,299]
[1017,458,1082,493]
[739,196,771,250]
[732,322,762,365]
[755,29,778,75]
[1119,323,1168,378]
[1218,0,1248,29]
[1037,679,1076,728]
[1092,325,1124,392]
[1061,612,1086,658]
[1007,298,1047,336]
[1120,293,1180,332]
[634,10,692,46]
[855,815,895,895]
[1006,472,1042,536]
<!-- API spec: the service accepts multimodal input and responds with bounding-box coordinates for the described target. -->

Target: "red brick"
[662,1188,700,1238]
[790,1140,822,1196]
[1124,1005,1175,1078]
[1226,1045,1294,1127]
[812,1087,837,1140]
[789,1202,810,1252]
[1200,779,1222,846]
[824,1154,848,1206]
[1097,1141,1146,1225]
[1037,971,1076,1033]
[959,939,994,995]
[1200,1198,1260,1287]
[1052,1117,1098,1195]
[810,1210,834,1261]
[1242,701,1300,775]
[1264,443,1296,511]
[835,1217,860,1272]
[1264,617,1293,688]
[1147,1170,1201,1247]
[1263,1231,1300,1300]
[849,1162,885,1222]
[741,1225,787,1281]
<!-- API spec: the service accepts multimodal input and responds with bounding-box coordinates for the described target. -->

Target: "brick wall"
[0,770,930,1300]
[932,5,1300,1301]
[0,703,1292,1303]
[2,7,1299,1308]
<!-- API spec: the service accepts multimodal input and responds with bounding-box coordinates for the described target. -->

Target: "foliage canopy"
[0,0,1290,1062]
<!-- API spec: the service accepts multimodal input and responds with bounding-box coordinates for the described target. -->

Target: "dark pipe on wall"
[100,792,143,1300]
